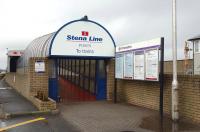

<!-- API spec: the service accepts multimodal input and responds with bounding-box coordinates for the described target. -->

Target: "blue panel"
[96,77,106,100]
[49,78,58,102]
[96,60,107,100]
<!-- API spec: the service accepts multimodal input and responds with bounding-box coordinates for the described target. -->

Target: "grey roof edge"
[188,35,200,41]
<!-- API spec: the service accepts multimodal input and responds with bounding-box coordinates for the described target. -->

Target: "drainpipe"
[172,0,179,121]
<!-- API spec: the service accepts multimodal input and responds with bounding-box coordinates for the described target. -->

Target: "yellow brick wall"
[5,72,30,99]
[29,57,49,97]
[107,59,200,123]
[164,59,193,74]
[106,59,115,101]
[5,57,49,98]
[5,57,56,111]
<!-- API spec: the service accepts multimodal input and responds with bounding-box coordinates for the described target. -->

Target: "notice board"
[115,38,163,81]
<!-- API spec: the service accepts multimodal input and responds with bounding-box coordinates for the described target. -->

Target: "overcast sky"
[0,0,199,69]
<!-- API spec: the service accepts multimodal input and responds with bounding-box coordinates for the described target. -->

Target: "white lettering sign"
[51,21,115,57]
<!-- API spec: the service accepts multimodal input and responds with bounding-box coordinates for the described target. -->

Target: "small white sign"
[35,61,45,73]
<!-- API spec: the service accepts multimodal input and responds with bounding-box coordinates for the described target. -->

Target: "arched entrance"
[48,16,115,102]
[54,59,107,102]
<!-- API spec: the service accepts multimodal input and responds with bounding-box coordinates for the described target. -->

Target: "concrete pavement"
[59,101,200,132]
[0,79,80,132]
[0,80,37,114]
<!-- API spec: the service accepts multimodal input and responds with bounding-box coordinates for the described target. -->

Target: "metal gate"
[53,59,106,102]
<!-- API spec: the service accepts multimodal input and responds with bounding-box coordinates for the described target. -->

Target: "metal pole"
[172,0,179,121]
[114,60,117,103]
[159,38,164,117]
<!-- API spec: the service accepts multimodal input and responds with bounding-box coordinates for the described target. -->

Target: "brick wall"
[5,57,56,111]
[29,57,49,97]
[107,59,200,123]
[5,72,30,99]
[164,59,193,74]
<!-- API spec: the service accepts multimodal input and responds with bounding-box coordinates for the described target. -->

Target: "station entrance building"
[6,17,200,123]
[6,16,115,109]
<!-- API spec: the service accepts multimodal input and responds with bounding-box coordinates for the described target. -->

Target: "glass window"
[90,60,96,78]
[76,60,80,85]
[68,59,72,81]
[195,40,200,53]
[72,60,75,83]
[85,60,89,77]
[98,60,106,78]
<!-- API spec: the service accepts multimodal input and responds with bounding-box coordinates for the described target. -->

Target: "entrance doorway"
[50,58,107,102]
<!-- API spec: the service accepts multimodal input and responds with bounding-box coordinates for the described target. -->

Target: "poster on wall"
[124,52,134,79]
[35,61,45,73]
[134,51,145,80]
[145,49,159,81]
[115,54,124,79]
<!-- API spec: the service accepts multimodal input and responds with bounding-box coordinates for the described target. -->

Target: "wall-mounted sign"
[50,20,115,57]
[115,38,162,82]
[35,61,45,73]
[124,52,134,79]
[115,54,124,79]
[134,51,145,80]
[145,49,159,81]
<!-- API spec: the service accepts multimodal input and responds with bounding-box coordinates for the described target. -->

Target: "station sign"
[50,20,115,58]
[115,38,162,81]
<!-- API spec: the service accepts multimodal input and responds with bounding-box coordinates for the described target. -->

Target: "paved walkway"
[0,79,80,132]
[0,79,37,114]
[59,101,200,132]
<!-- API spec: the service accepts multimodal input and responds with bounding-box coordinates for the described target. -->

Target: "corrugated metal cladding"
[17,33,55,68]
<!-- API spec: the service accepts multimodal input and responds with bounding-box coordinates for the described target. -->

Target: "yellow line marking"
[0,117,46,131]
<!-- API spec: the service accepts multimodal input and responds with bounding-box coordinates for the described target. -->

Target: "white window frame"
[194,40,200,53]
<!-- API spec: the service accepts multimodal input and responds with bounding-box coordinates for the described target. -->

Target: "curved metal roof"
[17,33,55,67]
[17,17,116,68]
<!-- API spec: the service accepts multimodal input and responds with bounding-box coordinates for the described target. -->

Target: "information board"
[115,38,162,81]
[35,61,45,73]
[134,51,145,80]
[115,54,124,78]
[124,52,134,79]
[145,49,159,81]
